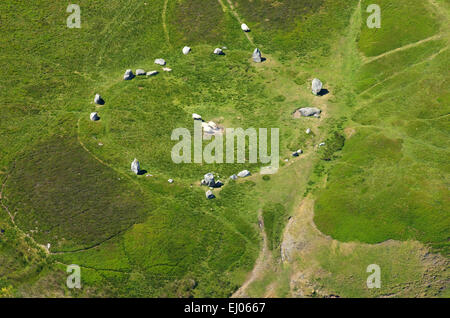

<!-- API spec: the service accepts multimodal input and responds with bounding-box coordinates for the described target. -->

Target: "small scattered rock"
[124,69,135,80]
[292,149,303,157]
[131,158,140,175]
[312,78,323,95]
[94,94,104,105]
[163,67,172,72]
[297,107,321,117]
[206,190,215,199]
[306,128,311,134]
[237,170,251,178]
[214,48,224,55]
[241,23,250,32]
[155,58,166,66]
[319,142,326,147]
[168,179,174,183]
[98,142,103,146]
[192,113,202,120]
[230,174,238,180]
[252,48,262,63]
[90,112,100,121]
[182,46,191,55]
[136,69,146,76]
[146,71,158,77]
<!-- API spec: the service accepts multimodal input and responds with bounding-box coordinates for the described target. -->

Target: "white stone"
[94,94,103,105]
[306,128,311,134]
[192,113,202,120]
[237,170,251,178]
[124,69,134,80]
[312,78,323,95]
[206,190,215,199]
[131,158,140,175]
[90,112,100,121]
[241,23,250,32]
[155,58,166,66]
[168,179,174,183]
[146,71,158,76]
[230,174,238,180]
[136,69,146,76]
[298,107,321,117]
[163,67,172,72]
[252,48,262,63]
[214,48,224,55]
[182,46,191,55]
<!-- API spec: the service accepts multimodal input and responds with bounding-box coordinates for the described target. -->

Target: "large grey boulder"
[136,69,146,76]
[252,48,262,63]
[131,158,140,175]
[206,190,215,200]
[237,170,251,178]
[312,78,323,95]
[155,58,166,66]
[298,107,321,117]
[182,46,191,55]
[201,173,216,187]
[124,69,134,80]
[90,112,100,121]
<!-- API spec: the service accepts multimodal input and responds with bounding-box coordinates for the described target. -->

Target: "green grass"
[0,0,448,297]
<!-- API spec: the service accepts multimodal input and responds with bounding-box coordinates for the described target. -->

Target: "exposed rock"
[297,107,321,117]
[124,69,135,80]
[182,46,191,55]
[155,58,166,66]
[319,142,326,147]
[163,67,172,72]
[94,94,104,105]
[312,78,323,95]
[146,71,158,76]
[136,69,146,76]
[222,46,228,50]
[168,179,174,183]
[201,173,216,187]
[206,190,215,200]
[237,170,251,178]
[90,112,100,121]
[214,48,224,55]
[192,113,202,120]
[131,158,140,175]
[252,48,262,63]
[202,121,222,136]
[306,128,311,134]
[230,174,238,180]
[241,23,250,32]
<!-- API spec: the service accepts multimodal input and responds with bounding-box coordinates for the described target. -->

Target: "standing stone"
[241,23,250,32]
[124,69,135,80]
[230,174,238,180]
[182,46,191,55]
[252,48,262,63]
[192,113,202,120]
[206,190,215,199]
[94,94,104,105]
[90,112,100,121]
[136,69,146,76]
[155,58,166,66]
[312,78,323,95]
[131,158,140,175]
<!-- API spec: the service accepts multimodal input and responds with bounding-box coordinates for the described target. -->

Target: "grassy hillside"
[0,0,448,298]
